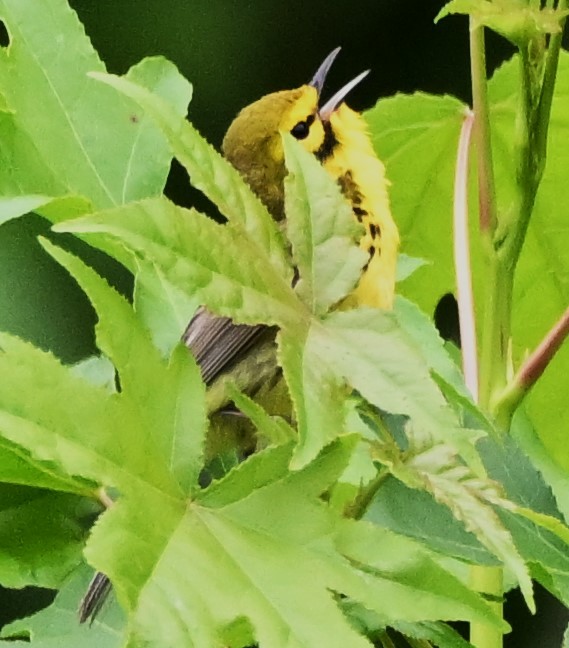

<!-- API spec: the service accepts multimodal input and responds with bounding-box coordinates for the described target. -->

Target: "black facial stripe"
[315,121,338,161]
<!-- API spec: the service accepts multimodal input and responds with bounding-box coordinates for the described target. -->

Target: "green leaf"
[198,442,298,508]
[367,477,496,565]
[497,506,569,606]
[228,385,296,446]
[329,433,378,514]
[0,436,90,494]
[345,600,476,647]
[0,334,110,493]
[479,435,561,518]
[512,408,569,520]
[335,520,506,630]
[280,306,480,470]
[121,56,193,204]
[55,196,301,328]
[0,332,177,498]
[133,260,200,357]
[393,297,496,442]
[515,507,569,545]
[41,238,206,496]
[436,0,569,46]
[0,0,190,208]
[394,296,467,395]
[70,355,117,392]
[393,620,475,647]
[0,195,90,227]
[85,441,502,647]
[1,564,125,646]
[87,442,368,647]
[369,420,534,610]
[0,485,95,588]
[312,309,474,456]
[278,323,349,469]
[283,134,366,314]
[90,69,291,279]
[396,253,429,283]
[479,434,569,607]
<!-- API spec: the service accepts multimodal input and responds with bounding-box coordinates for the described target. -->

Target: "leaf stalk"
[493,305,569,425]
[468,19,505,648]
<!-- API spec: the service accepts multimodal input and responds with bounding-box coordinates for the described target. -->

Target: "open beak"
[309,47,370,121]
[309,47,341,94]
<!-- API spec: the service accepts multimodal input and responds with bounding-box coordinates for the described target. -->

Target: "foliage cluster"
[0,1,568,647]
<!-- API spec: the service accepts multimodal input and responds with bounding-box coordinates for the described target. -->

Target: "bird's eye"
[291,120,309,140]
[290,115,315,140]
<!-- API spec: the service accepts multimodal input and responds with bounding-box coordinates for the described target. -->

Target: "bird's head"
[222,48,369,218]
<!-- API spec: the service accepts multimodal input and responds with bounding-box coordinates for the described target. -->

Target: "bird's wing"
[182,307,269,386]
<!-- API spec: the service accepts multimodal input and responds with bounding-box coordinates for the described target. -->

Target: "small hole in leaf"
[0,22,10,48]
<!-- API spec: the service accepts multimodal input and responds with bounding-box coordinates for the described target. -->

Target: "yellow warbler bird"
[80,47,398,623]
[184,47,399,414]
[223,47,398,309]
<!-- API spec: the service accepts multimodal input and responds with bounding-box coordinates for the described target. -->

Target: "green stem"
[500,0,567,268]
[478,254,513,413]
[469,22,498,238]
[536,2,567,166]
[470,566,504,648]
[497,48,541,267]
[97,487,114,509]
[469,20,506,648]
[488,12,566,412]
[344,462,389,520]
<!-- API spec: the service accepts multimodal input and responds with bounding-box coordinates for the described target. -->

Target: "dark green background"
[0,0,567,645]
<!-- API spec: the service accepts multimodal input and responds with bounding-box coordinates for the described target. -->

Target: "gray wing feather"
[182,307,269,386]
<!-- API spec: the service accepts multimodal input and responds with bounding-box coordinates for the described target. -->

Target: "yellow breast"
[325,104,399,310]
